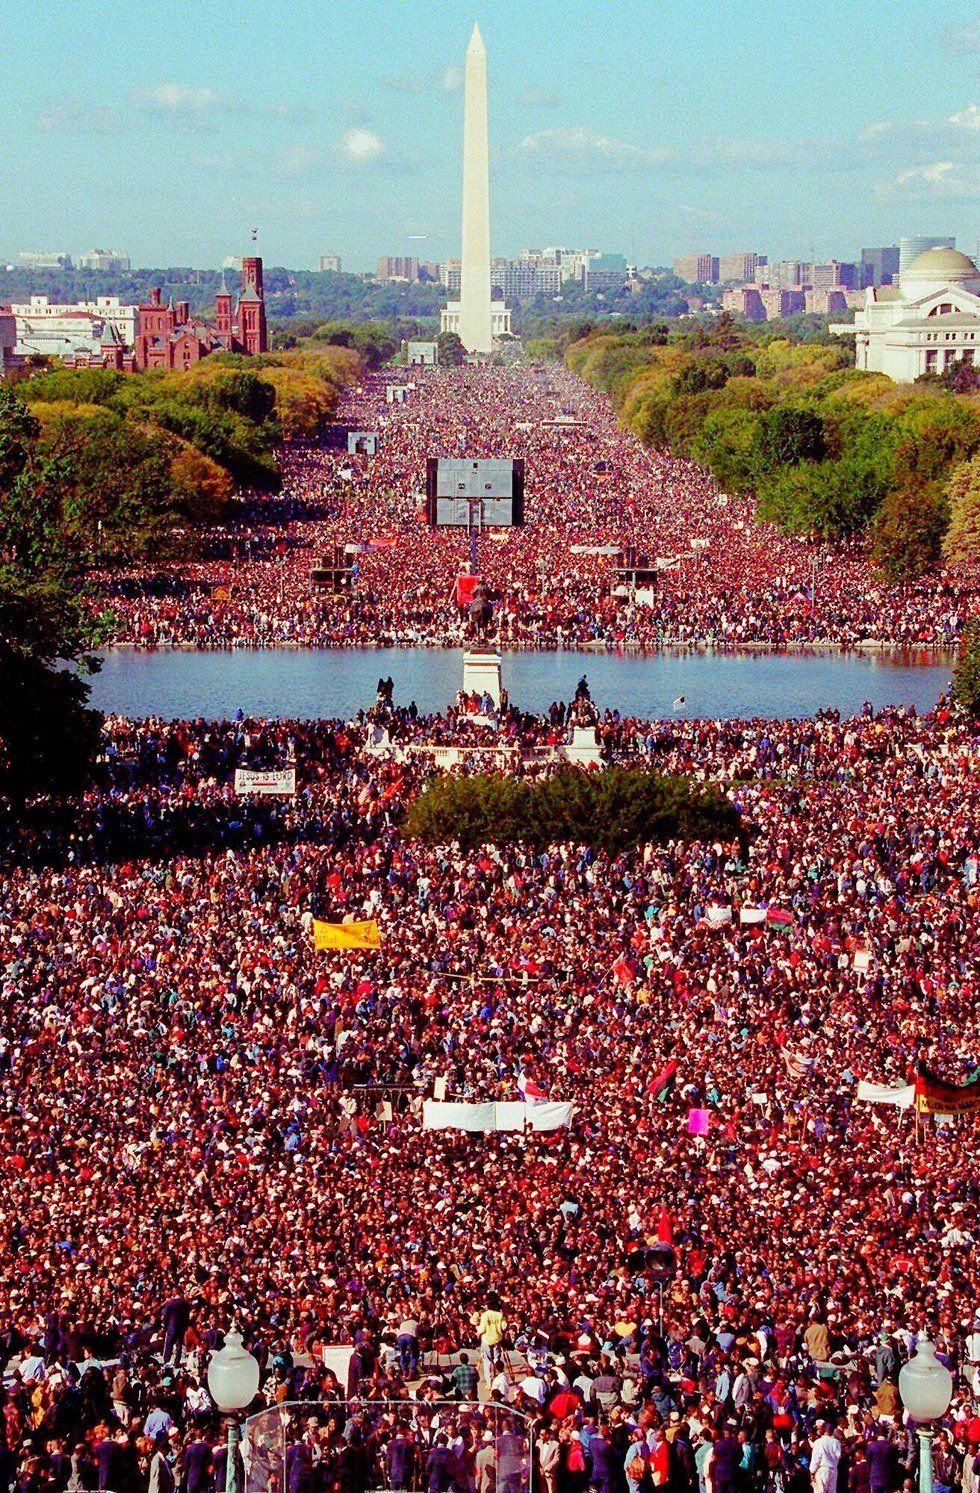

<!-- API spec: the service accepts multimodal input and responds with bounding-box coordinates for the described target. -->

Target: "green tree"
[755,404,826,471]
[0,385,41,490]
[757,455,888,538]
[871,484,948,581]
[896,399,980,485]
[672,360,729,396]
[691,406,762,494]
[0,389,108,805]
[953,620,980,718]
[406,768,742,855]
[436,331,467,367]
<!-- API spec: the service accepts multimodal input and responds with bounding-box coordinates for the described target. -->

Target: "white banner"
[527,1102,575,1132]
[234,767,296,796]
[739,906,766,925]
[423,1102,495,1132]
[422,1100,574,1133]
[855,1081,916,1110]
[494,1102,529,1132]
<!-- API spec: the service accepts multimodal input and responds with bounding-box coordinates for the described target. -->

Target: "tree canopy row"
[562,315,980,581]
[0,344,362,803]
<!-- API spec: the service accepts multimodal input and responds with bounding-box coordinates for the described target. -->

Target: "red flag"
[518,1073,548,1104]
[658,1206,674,1246]
[612,956,635,987]
[649,1059,679,1101]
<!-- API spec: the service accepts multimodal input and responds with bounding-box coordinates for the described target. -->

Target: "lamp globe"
[899,1336,953,1424]
[207,1328,260,1414]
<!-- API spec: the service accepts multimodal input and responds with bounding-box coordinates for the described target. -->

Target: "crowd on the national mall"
[1,683,980,1493]
[93,368,974,652]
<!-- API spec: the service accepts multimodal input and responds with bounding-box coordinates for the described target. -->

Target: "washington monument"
[441,24,510,355]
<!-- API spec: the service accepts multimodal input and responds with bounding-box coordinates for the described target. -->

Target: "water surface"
[88,648,952,722]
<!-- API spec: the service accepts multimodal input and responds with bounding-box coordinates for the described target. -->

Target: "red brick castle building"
[134,256,268,371]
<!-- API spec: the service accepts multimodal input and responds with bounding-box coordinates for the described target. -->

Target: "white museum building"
[831,246,980,381]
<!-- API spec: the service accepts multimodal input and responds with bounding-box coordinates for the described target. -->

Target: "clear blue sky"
[1,0,978,270]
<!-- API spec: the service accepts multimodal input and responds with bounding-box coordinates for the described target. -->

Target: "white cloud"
[514,126,672,172]
[950,102,980,130]
[857,120,897,142]
[130,82,223,114]
[519,89,562,108]
[38,98,121,133]
[128,81,300,123]
[692,135,842,170]
[858,105,980,156]
[380,74,430,94]
[380,66,462,94]
[278,145,323,177]
[342,127,384,162]
[943,18,980,53]
[882,160,980,199]
[676,202,723,224]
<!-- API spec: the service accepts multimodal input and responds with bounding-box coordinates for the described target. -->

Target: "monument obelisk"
[457,24,493,354]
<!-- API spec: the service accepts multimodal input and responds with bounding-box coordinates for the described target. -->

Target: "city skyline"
[1,0,978,269]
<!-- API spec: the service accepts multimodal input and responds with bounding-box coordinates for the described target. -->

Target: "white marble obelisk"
[458,24,493,354]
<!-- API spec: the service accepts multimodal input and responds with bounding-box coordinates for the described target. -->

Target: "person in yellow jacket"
[475,1291,507,1384]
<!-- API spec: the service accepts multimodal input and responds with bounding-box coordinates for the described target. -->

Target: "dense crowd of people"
[95,367,976,652]
[2,683,980,1493]
[8,358,980,1493]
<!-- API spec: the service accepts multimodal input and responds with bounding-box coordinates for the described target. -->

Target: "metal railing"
[243,1399,535,1493]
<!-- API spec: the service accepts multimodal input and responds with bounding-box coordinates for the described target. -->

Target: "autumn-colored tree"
[943,454,980,570]
[953,619,980,718]
[871,485,948,581]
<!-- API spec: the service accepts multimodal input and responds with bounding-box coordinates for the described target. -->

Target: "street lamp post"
[207,1327,261,1493]
[899,1335,953,1493]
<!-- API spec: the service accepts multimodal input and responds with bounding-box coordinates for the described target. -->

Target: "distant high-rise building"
[721,286,767,321]
[859,246,900,288]
[583,253,630,292]
[517,247,600,283]
[719,252,764,284]
[318,254,342,273]
[673,254,719,285]
[774,261,805,290]
[18,251,73,270]
[78,249,131,273]
[490,258,562,298]
[760,288,806,319]
[376,255,420,282]
[807,261,857,290]
[805,287,852,315]
[899,236,955,275]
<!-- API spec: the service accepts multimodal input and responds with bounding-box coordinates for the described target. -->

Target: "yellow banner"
[313,918,381,951]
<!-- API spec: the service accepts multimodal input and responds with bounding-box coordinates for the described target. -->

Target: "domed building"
[830,245,980,381]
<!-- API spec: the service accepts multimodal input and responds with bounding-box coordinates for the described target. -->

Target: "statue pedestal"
[462,649,502,708]
[564,724,602,767]
[365,725,391,755]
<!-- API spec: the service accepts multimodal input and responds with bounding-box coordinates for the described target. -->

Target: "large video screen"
[425,458,524,527]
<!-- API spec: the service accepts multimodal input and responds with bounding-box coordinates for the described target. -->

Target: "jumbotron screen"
[425,457,525,527]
